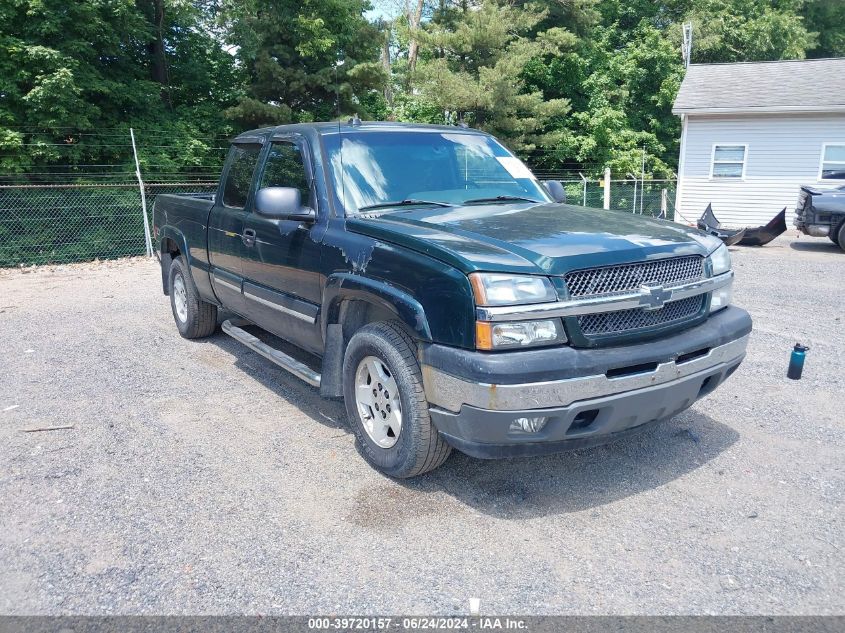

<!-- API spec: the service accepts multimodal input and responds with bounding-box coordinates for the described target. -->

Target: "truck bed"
[153,193,215,238]
[152,192,217,279]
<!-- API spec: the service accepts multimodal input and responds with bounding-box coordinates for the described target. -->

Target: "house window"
[711,145,746,179]
[819,144,845,180]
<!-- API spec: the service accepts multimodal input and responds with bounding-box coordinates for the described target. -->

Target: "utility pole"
[603,167,611,210]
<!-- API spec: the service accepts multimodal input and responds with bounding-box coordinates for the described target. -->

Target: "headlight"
[469,273,557,306]
[708,243,731,276]
[475,319,566,350]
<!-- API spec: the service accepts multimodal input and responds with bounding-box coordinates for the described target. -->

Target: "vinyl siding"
[675,113,845,227]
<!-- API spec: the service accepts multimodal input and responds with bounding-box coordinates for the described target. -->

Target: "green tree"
[802,0,845,57]
[404,0,572,151]
[520,0,824,177]
[0,0,241,174]
[679,0,815,62]
[221,0,386,127]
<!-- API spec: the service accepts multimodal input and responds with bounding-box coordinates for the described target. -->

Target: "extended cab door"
[239,137,324,354]
[207,141,263,313]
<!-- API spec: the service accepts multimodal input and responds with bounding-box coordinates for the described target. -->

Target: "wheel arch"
[158,228,191,295]
[321,273,432,343]
[318,273,432,399]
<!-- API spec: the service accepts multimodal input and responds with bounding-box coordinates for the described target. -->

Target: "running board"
[221,319,321,388]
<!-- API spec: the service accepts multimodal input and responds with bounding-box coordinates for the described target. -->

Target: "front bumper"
[419,306,751,459]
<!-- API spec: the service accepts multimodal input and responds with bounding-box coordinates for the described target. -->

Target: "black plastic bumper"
[419,306,751,384]
[422,307,752,459]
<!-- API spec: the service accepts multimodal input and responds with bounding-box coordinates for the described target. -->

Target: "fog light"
[509,416,548,433]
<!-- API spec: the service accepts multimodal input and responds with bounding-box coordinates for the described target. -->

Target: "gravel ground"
[0,233,842,615]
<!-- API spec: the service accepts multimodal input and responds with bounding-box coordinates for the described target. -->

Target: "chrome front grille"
[564,256,708,342]
[578,295,706,336]
[564,256,704,298]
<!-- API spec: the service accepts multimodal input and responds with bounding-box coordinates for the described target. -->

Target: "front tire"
[168,256,217,339]
[342,321,451,478]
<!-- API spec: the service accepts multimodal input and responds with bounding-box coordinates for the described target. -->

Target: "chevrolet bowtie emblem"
[639,284,672,311]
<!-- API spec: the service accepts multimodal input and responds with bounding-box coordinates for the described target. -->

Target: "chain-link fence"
[0,181,216,267]
[0,126,227,267]
[0,177,678,268]
[547,179,676,219]
[0,126,678,268]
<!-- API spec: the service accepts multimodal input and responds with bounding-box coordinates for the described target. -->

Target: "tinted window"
[259,142,311,205]
[222,144,261,207]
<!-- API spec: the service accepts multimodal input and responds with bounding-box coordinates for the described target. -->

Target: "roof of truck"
[232,121,488,143]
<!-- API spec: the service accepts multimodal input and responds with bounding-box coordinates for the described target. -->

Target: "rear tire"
[342,321,452,478]
[168,256,217,339]
[836,220,845,252]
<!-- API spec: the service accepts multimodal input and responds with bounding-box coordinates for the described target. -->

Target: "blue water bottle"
[787,343,809,380]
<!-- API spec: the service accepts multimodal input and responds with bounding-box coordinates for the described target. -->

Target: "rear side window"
[222,144,261,208]
[259,142,312,206]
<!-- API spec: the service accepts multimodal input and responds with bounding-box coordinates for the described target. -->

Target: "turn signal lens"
[476,321,494,350]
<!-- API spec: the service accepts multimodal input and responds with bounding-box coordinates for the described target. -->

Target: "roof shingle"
[672,58,845,114]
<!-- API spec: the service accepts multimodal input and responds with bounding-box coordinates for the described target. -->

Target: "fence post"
[627,174,637,214]
[603,167,610,210]
[661,188,668,219]
[130,128,153,258]
[633,178,638,213]
[579,172,587,207]
[639,147,646,214]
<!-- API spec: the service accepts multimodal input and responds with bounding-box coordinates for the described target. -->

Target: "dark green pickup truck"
[153,121,751,477]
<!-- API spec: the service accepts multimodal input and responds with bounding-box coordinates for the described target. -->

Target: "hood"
[346,202,720,276]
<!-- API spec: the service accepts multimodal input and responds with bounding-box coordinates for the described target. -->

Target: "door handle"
[242,228,256,247]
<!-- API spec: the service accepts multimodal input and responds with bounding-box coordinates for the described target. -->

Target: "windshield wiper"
[461,195,540,205]
[357,199,452,212]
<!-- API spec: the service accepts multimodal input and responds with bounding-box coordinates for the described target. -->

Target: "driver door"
[239,138,323,354]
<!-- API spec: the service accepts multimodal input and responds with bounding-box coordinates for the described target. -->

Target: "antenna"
[335,56,346,213]
[334,57,345,121]
[682,22,693,68]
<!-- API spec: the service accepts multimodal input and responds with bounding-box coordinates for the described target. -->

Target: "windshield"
[322,130,551,215]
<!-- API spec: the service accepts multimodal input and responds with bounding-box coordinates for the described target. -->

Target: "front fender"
[322,273,432,342]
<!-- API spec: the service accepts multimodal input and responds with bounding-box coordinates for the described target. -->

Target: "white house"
[672,58,845,227]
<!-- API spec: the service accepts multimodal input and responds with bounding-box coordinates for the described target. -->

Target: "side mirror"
[543,180,566,203]
[255,187,316,222]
